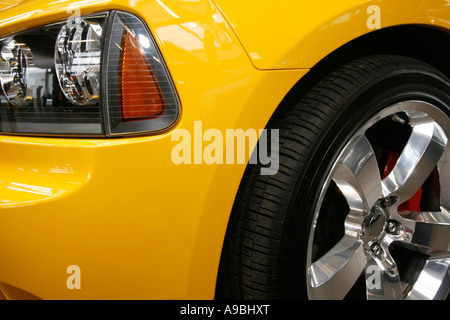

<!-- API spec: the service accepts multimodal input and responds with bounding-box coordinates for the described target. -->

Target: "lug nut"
[371,243,382,256]
[387,221,397,233]
[381,196,399,208]
[381,197,392,208]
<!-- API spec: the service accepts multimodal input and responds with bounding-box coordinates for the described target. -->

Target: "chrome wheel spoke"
[406,255,450,300]
[365,255,403,300]
[333,135,382,210]
[382,114,447,202]
[308,235,366,299]
[400,209,450,252]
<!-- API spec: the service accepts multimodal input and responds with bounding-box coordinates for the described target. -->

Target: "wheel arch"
[281,24,450,109]
[213,0,450,70]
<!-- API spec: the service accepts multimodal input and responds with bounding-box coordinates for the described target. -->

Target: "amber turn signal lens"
[106,12,179,136]
[119,30,166,122]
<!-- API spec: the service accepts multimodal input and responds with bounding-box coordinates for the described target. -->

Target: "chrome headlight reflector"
[55,18,102,106]
[0,11,179,137]
[0,40,35,107]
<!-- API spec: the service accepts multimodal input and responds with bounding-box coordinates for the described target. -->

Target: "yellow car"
[0,0,449,300]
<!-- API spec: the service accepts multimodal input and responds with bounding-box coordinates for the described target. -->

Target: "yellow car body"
[0,0,448,299]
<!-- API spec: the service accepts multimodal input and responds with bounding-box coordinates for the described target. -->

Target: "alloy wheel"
[307,100,450,300]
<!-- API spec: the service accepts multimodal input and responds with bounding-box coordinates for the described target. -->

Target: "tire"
[217,55,450,300]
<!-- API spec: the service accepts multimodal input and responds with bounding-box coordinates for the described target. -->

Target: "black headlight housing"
[0,11,180,137]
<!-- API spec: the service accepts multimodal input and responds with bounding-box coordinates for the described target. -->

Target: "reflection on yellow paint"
[7,182,56,197]
[156,0,179,18]
[0,9,42,27]
[158,24,204,51]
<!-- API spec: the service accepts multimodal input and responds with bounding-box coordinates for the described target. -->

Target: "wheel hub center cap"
[364,206,387,240]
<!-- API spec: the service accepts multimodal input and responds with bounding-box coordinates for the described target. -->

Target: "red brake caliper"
[381,150,422,212]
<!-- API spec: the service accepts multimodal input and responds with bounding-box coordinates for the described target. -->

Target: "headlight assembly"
[0,11,179,137]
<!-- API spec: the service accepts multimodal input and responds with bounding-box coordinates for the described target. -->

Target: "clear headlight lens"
[0,11,179,137]
[55,18,102,106]
[0,40,35,107]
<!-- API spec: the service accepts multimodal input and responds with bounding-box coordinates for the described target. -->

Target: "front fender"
[213,0,450,69]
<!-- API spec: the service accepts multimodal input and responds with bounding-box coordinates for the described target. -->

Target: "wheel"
[217,55,450,300]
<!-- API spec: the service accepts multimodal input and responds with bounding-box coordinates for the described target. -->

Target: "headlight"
[0,11,179,137]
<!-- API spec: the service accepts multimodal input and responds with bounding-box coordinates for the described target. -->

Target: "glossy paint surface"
[0,0,305,299]
[0,0,447,299]
[213,0,450,69]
